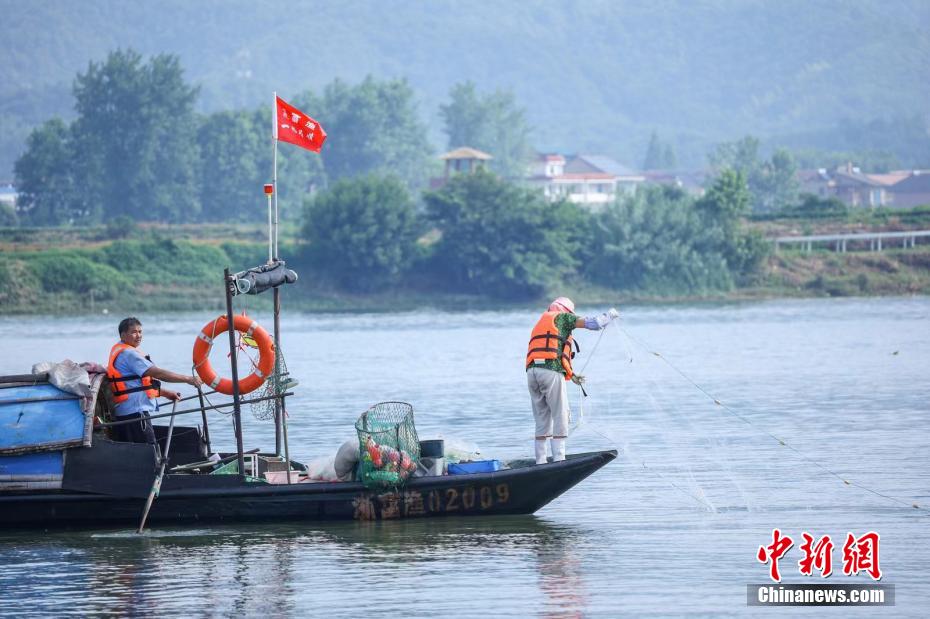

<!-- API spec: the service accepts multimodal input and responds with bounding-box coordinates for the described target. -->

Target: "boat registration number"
[354,483,511,520]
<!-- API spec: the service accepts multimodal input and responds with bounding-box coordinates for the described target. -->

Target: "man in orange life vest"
[107,317,203,445]
[526,297,619,464]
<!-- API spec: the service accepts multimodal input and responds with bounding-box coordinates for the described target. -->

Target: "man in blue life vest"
[526,297,619,464]
[107,317,203,445]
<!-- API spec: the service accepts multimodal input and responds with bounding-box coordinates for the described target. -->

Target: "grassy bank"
[753,248,930,298]
[2,224,929,315]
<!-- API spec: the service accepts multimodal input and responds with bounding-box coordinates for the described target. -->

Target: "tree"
[440,82,533,178]
[424,169,582,298]
[642,131,662,170]
[311,77,432,187]
[199,105,326,223]
[198,109,267,222]
[71,49,200,223]
[709,135,760,175]
[709,136,798,213]
[586,186,731,294]
[13,118,82,225]
[662,144,677,169]
[753,149,799,213]
[695,168,750,234]
[302,175,421,291]
[695,169,769,279]
[642,131,677,170]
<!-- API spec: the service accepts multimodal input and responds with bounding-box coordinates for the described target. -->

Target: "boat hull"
[0,450,616,528]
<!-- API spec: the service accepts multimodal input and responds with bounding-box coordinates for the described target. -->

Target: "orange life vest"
[525,311,578,380]
[107,342,159,403]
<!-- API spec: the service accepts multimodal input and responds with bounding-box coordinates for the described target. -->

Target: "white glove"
[571,374,586,386]
[594,309,619,329]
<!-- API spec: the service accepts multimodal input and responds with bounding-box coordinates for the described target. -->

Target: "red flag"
[275,96,327,153]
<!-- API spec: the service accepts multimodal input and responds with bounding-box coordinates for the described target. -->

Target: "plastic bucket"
[419,456,445,476]
[419,439,444,458]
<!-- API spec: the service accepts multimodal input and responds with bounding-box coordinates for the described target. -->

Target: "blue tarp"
[0,383,88,454]
[0,451,64,490]
[0,451,63,477]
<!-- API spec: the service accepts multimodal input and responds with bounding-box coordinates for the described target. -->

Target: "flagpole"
[272,92,279,262]
[271,92,283,459]
[272,94,292,481]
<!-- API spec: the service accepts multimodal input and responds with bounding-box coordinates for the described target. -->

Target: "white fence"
[773,230,930,253]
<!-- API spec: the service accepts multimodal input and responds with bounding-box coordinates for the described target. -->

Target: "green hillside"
[1,0,928,176]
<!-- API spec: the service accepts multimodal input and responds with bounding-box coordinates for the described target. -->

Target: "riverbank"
[2,223,929,315]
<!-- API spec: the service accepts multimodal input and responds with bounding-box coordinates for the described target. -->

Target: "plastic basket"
[355,401,420,489]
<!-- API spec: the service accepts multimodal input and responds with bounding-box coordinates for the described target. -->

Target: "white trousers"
[526,367,569,438]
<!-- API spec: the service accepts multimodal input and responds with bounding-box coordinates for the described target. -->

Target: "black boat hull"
[0,450,616,528]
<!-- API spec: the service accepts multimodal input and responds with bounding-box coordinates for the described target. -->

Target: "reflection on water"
[0,517,586,616]
[1,297,929,615]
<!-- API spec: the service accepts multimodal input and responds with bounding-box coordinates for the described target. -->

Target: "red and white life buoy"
[192,315,275,395]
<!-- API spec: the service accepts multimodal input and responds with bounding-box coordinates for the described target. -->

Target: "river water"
[1,297,928,616]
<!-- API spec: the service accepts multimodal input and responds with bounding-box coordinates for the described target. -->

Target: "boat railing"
[96,391,293,430]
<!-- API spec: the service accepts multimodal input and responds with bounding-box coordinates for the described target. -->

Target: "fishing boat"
[0,264,616,530]
[1,125,615,529]
[0,411,615,529]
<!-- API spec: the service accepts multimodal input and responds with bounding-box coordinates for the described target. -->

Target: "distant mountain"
[1,0,928,177]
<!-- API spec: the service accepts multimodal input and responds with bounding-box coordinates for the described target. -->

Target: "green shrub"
[27,253,132,298]
[221,242,271,272]
[98,239,228,283]
[423,170,580,298]
[104,215,138,239]
[304,175,422,292]
[587,185,733,294]
[0,258,41,309]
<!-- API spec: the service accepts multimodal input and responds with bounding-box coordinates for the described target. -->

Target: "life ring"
[192,315,275,395]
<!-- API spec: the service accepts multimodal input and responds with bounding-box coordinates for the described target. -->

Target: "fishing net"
[248,338,295,421]
[355,401,420,489]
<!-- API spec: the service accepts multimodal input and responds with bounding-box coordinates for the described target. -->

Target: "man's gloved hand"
[571,374,586,386]
[585,307,622,330]
[594,307,620,329]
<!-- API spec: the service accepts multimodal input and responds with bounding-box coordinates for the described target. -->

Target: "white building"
[527,154,644,206]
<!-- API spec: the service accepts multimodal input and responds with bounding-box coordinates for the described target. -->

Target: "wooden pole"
[224,268,246,480]
[274,286,292,483]
[137,400,177,533]
[196,386,211,454]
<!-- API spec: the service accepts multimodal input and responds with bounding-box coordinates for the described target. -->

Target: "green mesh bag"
[356,401,421,489]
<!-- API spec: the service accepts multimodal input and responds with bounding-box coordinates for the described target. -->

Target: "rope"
[189,366,233,417]
[640,461,718,511]
[574,420,716,511]
[569,322,612,431]
[616,324,927,514]
[578,325,608,374]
